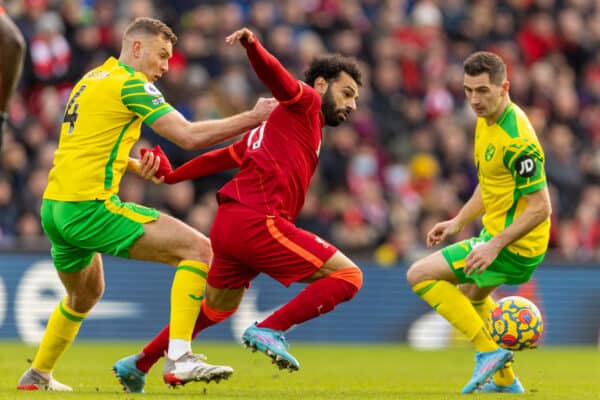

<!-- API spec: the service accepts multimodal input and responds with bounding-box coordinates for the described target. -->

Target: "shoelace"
[29,370,51,384]
[182,353,208,362]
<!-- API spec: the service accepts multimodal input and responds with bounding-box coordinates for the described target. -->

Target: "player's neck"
[118,54,137,70]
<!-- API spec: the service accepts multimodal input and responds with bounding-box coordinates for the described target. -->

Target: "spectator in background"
[544,124,583,216]
[2,0,600,264]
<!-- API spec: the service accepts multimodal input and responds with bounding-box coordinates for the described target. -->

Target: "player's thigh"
[129,211,211,266]
[251,216,338,286]
[406,250,457,286]
[46,196,208,267]
[59,196,164,261]
[207,250,258,290]
[42,199,98,273]
[441,231,540,287]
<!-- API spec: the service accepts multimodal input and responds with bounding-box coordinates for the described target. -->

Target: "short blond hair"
[124,17,177,45]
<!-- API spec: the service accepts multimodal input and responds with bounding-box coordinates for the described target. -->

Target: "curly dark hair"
[463,51,506,85]
[304,54,362,87]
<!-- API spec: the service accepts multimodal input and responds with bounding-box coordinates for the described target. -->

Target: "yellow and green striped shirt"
[474,102,550,257]
[44,57,174,201]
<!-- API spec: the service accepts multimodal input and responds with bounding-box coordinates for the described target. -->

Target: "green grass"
[1,341,599,399]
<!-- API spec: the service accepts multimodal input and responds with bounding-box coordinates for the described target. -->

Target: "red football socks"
[257,275,359,331]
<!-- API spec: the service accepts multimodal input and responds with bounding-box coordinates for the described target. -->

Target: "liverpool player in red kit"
[113,27,362,392]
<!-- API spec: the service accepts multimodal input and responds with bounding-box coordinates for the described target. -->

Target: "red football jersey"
[218,82,323,221]
[220,36,325,221]
[160,37,325,221]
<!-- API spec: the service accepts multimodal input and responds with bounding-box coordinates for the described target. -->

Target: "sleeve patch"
[144,82,162,96]
[515,155,537,178]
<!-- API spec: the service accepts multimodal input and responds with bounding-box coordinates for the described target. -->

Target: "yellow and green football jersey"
[44,57,174,201]
[474,102,550,258]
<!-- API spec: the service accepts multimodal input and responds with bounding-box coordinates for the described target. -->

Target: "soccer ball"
[488,296,543,351]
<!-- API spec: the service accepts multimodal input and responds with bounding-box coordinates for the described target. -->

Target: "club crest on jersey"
[485,143,496,161]
[144,82,162,97]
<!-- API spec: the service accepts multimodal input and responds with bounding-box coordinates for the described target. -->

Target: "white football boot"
[162,353,233,387]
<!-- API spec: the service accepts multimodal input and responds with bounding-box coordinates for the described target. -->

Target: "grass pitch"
[1,341,598,399]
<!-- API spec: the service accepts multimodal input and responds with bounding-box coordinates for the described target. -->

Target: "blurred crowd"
[1,0,599,264]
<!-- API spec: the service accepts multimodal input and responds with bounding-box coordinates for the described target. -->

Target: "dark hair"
[124,17,177,45]
[463,51,506,85]
[304,54,362,87]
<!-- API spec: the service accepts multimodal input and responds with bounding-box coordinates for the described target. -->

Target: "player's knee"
[347,266,363,292]
[180,232,212,264]
[406,260,426,287]
[330,266,362,299]
[201,299,237,324]
[195,234,213,262]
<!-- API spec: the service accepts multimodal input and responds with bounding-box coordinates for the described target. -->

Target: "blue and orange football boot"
[242,323,300,371]
[461,348,513,394]
[476,377,525,393]
[113,354,147,393]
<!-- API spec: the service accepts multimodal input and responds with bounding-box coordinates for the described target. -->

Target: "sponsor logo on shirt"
[144,82,162,97]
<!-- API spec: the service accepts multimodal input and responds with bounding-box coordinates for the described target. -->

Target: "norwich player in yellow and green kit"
[17,17,276,392]
[406,52,551,394]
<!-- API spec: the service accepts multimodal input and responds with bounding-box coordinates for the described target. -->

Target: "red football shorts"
[208,201,338,288]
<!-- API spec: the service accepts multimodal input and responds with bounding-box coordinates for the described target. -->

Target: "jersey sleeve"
[502,138,547,194]
[242,36,304,106]
[163,135,247,184]
[120,77,174,125]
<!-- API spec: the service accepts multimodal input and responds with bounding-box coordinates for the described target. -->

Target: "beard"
[321,88,347,127]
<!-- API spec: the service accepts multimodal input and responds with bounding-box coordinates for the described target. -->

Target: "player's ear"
[502,80,510,97]
[314,76,328,96]
[132,40,143,58]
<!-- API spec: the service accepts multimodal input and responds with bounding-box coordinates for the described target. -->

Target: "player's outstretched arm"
[150,97,277,150]
[226,28,301,103]
[427,185,484,247]
[136,140,246,184]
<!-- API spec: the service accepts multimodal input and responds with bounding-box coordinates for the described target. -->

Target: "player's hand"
[426,219,461,248]
[141,145,173,178]
[464,241,501,276]
[128,156,164,184]
[140,149,165,184]
[251,97,278,123]
[225,28,255,45]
